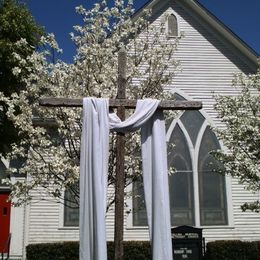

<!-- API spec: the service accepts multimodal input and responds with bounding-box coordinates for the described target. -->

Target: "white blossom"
[1,0,180,207]
[214,63,260,212]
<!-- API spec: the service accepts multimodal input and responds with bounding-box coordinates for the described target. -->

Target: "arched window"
[132,94,228,226]
[168,124,194,226]
[167,14,178,37]
[198,127,227,225]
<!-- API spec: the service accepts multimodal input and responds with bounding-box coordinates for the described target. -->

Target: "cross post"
[39,48,202,260]
[114,47,127,260]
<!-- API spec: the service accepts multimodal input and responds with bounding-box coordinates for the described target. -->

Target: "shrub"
[26,241,151,260]
[204,240,260,260]
[26,241,79,260]
[108,241,151,260]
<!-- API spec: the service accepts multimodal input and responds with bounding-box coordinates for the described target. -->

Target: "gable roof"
[135,0,259,70]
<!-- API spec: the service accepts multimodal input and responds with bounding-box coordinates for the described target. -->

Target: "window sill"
[58,226,79,230]
[127,225,235,230]
[126,226,149,230]
[167,35,181,40]
[199,225,235,229]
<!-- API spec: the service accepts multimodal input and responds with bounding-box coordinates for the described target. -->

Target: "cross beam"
[39,97,202,110]
[39,48,202,260]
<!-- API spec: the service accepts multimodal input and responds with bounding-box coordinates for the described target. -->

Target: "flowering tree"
[214,64,260,212]
[0,0,44,156]
[0,0,180,208]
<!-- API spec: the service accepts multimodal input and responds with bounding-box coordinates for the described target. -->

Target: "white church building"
[0,0,259,259]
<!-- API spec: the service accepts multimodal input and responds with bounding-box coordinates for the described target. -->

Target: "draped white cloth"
[80,97,172,260]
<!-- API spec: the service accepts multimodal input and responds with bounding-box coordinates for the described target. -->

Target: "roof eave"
[186,0,259,69]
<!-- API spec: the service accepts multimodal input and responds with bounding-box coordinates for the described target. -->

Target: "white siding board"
[27,189,79,244]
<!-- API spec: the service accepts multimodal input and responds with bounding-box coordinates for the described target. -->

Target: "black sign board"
[171,225,204,260]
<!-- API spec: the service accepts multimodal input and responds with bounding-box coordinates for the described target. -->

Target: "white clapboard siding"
[26,0,259,249]
[26,188,79,244]
[26,186,117,244]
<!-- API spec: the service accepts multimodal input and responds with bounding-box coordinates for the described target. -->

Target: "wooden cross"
[39,48,202,260]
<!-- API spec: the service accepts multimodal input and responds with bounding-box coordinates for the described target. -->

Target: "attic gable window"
[167,14,178,37]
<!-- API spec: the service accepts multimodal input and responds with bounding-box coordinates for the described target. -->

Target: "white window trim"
[126,95,234,229]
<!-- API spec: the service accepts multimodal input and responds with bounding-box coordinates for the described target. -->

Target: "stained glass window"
[168,124,194,225]
[132,95,228,227]
[198,127,227,225]
[180,111,205,146]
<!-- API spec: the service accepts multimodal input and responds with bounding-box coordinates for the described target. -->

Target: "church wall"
[23,0,260,255]
[119,0,260,243]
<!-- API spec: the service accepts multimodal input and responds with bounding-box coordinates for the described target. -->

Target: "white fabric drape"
[80,98,109,260]
[80,97,172,260]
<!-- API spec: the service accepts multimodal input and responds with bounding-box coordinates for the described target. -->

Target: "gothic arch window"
[198,127,227,225]
[168,124,194,226]
[132,94,228,226]
[167,14,178,37]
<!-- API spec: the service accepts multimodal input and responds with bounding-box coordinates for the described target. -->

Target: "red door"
[0,192,11,252]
